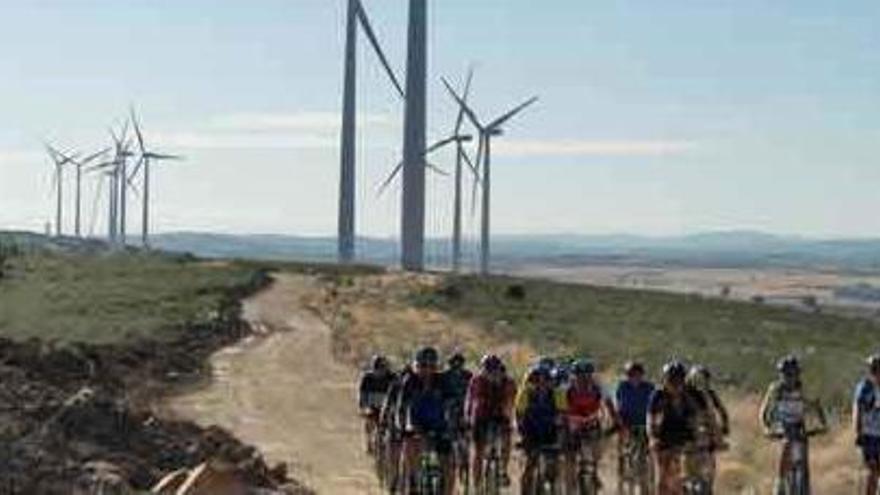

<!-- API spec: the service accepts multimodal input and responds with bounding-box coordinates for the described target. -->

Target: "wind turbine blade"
[488,96,539,130]
[442,77,483,132]
[455,66,475,134]
[377,161,403,196]
[148,153,183,161]
[130,106,146,154]
[426,162,449,176]
[460,148,480,182]
[128,156,145,182]
[355,1,405,99]
[79,147,110,166]
[470,135,485,216]
[425,136,457,155]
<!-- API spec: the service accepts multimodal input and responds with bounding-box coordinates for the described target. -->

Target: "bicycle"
[476,420,505,495]
[568,421,609,495]
[766,424,826,495]
[618,426,653,495]
[522,444,562,495]
[415,432,449,495]
[449,427,470,494]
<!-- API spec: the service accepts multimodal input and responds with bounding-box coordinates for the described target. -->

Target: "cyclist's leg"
[520,445,539,495]
[471,419,487,488]
[655,447,681,495]
[439,436,456,495]
[564,434,577,492]
[862,437,880,495]
[501,420,513,484]
[402,433,423,492]
[773,440,792,495]
[590,434,603,486]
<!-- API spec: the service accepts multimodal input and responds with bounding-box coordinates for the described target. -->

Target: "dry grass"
[303,273,540,371]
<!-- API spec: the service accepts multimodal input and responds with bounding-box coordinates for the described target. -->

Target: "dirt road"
[169,274,381,494]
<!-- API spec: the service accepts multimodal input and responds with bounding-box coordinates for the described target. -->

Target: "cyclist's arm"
[602,388,621,429]
[810,396,829,431]
[853,381,868,439]
[708,389,730,434]
[357,374,370,410]
[758,384,777,432]
[502,378,517,419]
[646,392,663,444]
[464,376,477,425]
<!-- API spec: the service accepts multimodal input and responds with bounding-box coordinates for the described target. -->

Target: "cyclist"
[442,352,473,433]
[648,360,700,495]
[853,354,880,495]
[685,365,729,490]
[759,355,828,495]
[442,352,473,488]
[617,361,656,438]
[381,363,413,492]
[516,363,564,494]
[559,358,618,492]
[465,353,517,488]
[358,354,395,454]
[396,346,454,495]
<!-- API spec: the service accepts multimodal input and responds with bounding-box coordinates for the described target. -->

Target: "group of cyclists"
[358,347,880,494]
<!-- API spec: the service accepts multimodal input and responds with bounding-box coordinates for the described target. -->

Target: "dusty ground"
[169,274,380,494]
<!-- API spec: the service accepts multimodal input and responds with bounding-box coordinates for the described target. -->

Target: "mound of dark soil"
[0,269,312,494]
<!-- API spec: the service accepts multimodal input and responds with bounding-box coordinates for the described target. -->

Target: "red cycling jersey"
[466,373,517,423]
[563,383,604,423]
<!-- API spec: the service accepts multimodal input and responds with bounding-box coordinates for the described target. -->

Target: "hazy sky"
[1,0,879,239]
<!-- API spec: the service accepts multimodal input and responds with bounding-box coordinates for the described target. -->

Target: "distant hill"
[149,231,880,273]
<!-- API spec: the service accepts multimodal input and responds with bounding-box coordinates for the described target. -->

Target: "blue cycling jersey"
[616,380,655,428]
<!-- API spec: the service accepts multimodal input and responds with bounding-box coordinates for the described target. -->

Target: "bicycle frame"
[479,421,505,495]
[770,423,822,495]
[619,427,653,495]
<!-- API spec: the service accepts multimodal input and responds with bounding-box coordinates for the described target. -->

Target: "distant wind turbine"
[129,107,183,247]
[442,78,538,275]
[52,148,109,238]
[44,144,80,237]
[338,0,406,264]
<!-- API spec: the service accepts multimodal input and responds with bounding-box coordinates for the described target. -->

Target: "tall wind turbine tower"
[337,0,404,264]
[338,0,358,263]
[400,0,428,272]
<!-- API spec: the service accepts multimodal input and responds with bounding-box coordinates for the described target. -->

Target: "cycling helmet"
[662,360,688,383]
[624,361,646,376]
[867,354,880,372]
[371,354,389,372]
[687,365,712,391]
[571,359,596,376]
[776,355,800,376]
[414,346,440,367]
[537,356,556,372]
[527,364,551,382]
[448,352,466,369]
[480,353,504,372]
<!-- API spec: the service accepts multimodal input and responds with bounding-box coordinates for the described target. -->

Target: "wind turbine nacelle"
[458,135,475,143]
[488,128,504,137]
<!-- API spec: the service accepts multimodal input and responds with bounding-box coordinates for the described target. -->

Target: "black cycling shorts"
[472,417,511,445]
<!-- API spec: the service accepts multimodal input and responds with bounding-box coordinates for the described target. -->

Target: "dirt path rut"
[169,274,380,494]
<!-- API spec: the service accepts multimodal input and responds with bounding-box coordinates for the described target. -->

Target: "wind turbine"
[54,148,109,238]
[129,107,183,247]
[400,0,429,272]
[90,125,135,245]
[442,78,538,275]
[379,69,480,271]
[44,144,80,237]
[338,0,405,264]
